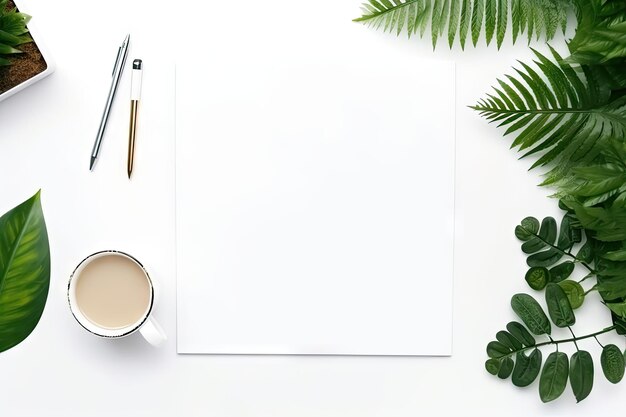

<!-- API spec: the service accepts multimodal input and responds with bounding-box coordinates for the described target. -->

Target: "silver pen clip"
[112,46,122,77]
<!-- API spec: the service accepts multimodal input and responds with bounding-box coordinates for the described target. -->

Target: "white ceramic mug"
[68,250,166,346]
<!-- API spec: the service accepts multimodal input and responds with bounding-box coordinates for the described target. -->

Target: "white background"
[1,0,624,415]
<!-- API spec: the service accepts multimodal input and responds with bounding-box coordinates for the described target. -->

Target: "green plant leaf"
[570,350,594,403]
[521,217,557,254]
[601,344,625,384]
[496,330,522,350]
[605,301,626,318]
[557,143,626,207]
[512,349,542,387]
[506,321,536,346]
[525,266,549,290]
[0,43,20,54]
[498,356,515,379]
[353,0,575,48]
[539,351,569,403]
[568,202,626,242]
[545,283,575,327]
[511,293,551,335]
[487,340,512,358]
[568,1,626,64]
[558,280,585,309]
[603,249,626,262]
[471,48,626,184]
[516,216,569,268]
[0,1,32,67]
[597,276,626,299]
[515,216,540,240]
[0,191,51,353]
[549,262,574,283]
[576,240,593,263]
[485,358,501,375]
[0,29,29,46]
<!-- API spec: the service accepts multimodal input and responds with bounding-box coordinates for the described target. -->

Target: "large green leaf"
[539,351,569,402]
[0,191,51,353]
[471,47,626,185]
[353,0,575,49]
[570,350,594,403]
[600,344,625,383]
[545,283,575,327]
[511,293,551,335]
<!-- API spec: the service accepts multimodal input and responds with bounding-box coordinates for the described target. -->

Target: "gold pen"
[127,59,143,178]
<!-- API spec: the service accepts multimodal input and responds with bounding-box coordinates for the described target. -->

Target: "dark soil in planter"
[0,0,48,95]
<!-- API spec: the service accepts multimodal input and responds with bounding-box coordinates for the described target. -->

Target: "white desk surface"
[1,1,623,415]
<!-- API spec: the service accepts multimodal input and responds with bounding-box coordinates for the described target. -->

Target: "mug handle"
[139,317,167,346]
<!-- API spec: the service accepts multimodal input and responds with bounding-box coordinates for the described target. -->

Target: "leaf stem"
[502,325,616,358]
[568,327,580,351]
[578,272,594,283]
[584,285,598,296]
[593,335,604,349]
[521,227,596,273]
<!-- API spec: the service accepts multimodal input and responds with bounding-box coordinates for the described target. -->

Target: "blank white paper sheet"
[176,1,455,355]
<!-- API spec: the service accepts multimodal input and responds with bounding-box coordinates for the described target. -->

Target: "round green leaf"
[545,283,575,328]
[511,293,551,335]
[525,267,549,290]
[570,350,594,403]
[558,280,585,309]
[539,352,569,403]
[512,349,542,387]
[601,344,625,384]
[549,262,575,283]
[485,358,500,375]
[496,330,522,350]
[498,357,515,379]
[539,217,557,244]
[0,191,51,353]
[515,217,540,240]
[506,321,536,347]
[486,341,511,359]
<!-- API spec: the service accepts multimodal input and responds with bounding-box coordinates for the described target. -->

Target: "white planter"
[0,18,54,103]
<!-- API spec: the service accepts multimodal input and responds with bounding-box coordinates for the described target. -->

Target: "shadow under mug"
[68,250,166,346]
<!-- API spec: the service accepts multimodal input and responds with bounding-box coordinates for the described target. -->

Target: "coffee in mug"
[68,250,166,345]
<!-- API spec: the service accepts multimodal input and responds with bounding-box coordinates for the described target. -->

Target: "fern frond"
[567,0,626,65]
[471,47,626,184]
[353,0,576,49]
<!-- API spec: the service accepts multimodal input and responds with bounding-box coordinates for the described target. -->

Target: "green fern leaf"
[353,0,577,48]
[471,47,626,184]
[567,0,626,64]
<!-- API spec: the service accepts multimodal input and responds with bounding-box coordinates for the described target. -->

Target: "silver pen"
[89,34,130,171]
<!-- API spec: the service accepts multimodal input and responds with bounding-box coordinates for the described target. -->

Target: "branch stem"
[502,326,616,358]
